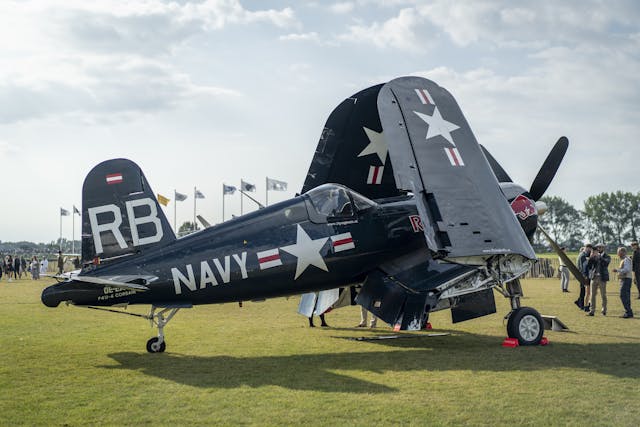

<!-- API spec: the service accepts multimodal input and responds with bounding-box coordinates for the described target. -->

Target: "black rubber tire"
[146,337,166,353]
[507,307,544,346]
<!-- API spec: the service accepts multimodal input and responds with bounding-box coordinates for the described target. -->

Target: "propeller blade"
[480,144,512,183]
[529,137,569,201]
[537,225,586,286]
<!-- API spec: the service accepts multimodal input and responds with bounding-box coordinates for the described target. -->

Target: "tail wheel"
[507,307,544,346]
[146,337,166,353]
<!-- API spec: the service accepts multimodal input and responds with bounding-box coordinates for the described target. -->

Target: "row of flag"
[156,177,288,207]
[60,206,80,216]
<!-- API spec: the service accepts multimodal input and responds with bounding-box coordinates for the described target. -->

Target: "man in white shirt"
[613,247,633,318]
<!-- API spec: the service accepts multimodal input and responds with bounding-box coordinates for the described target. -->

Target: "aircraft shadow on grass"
[103,332,640,392]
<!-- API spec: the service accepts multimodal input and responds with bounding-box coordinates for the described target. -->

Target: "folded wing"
[377,76,535,263]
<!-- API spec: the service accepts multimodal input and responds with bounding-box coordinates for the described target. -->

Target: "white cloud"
[329,2,355,14]
[339,8,425,51]
[416,0,638,48]
[0,57,240,123]
[0,141,19,157]
[0,0,294,123]
[279,32,320,42]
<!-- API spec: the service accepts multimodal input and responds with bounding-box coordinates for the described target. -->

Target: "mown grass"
[1,276,640,426]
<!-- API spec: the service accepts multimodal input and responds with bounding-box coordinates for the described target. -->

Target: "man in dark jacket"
[575,244,592,310]
[586,243,611,316]
[14,256,21,279]
[57,251,65,275]
[631,241,640,299]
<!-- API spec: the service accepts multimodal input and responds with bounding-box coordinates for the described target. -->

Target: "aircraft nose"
[41,285,62,307]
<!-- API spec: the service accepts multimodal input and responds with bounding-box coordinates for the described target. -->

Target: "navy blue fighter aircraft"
[42,76,569,352]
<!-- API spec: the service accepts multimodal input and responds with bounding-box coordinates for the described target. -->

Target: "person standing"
[30,256,40,280]
[558,247,570,292]
[613,247,633,318]
[14,256,21,280]
[631,241,640,299]
[308,313,329,328]
[575,245,592,310]
[41,257,49,275]
[57,251,65,275]
[6,255,13,282]
[586,243,610,316]
[357,306,378,328]
[21,257,27,279]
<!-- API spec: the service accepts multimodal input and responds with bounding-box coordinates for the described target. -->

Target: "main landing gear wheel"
[507,307,544,346]
[146,337,166,353]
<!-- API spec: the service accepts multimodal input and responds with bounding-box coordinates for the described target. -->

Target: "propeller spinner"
[486,137,569,242]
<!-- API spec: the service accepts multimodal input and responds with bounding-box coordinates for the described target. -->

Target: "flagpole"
[266,177,269,207]
[72,210,75,254]
[59,211,62,251]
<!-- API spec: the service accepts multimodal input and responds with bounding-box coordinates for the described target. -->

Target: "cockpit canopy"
[305,184,376,223]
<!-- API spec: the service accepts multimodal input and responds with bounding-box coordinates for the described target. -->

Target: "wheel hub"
[518,314,540,342]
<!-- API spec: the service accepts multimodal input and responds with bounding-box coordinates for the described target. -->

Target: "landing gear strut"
[499,279,544,345]
[145,307,180,353]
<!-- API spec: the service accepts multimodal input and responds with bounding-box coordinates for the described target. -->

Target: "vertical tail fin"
[81,158,175,263]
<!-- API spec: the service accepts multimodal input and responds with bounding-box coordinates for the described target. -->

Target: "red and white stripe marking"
[367,165,384,184]
[105,173,123,185]
[444,147,464,166]
[257,248,282,270]
[331,232,355,253]
[415,88,434,105]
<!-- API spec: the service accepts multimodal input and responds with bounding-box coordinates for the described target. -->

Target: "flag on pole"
[266,177,288,191]
[157,194,170,206]
[223,184,237,195]
[73,205,80,215]
[241,180,256,192]
[175,191,187,202]
[60,208,70,216]
[195,189,205,199]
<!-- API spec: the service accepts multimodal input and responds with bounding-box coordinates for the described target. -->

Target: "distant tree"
[178,221,199,234]
[536,196,582,249]
[629,192,640,242]
[583,191,638,247]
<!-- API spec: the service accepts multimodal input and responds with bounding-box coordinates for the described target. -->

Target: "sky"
[1,0,639,243]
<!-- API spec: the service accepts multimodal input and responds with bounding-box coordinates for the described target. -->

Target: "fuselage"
[42,189,424,308]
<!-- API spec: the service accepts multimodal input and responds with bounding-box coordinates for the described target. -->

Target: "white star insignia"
[280,225,329,280]
[357,127,387,164]
[414,106,460,146]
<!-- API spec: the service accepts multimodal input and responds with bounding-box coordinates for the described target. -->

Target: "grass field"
[2,276,640,426]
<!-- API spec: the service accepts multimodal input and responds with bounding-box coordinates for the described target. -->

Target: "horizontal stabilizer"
[74,275,152,291]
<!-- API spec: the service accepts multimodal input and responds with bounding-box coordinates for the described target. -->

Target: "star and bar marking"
[413,87,465,167]
[358,127,387,185]
[259,227,356,279]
